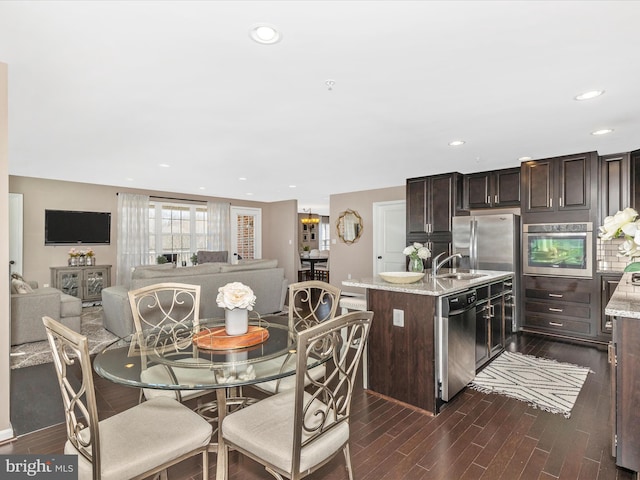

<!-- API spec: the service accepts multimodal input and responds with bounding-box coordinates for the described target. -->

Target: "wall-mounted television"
[45,210,111,245]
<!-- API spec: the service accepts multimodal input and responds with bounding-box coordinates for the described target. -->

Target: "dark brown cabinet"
[475,279,511,370]
[406,172,465,266]
[611,315,640,472]
[406,173,464,238]
[630,149,640,210]
[599,153,630,223]
[599,273,621,337]
[521,275,598,341]
[465,167,520,209]
[521,151,597,217]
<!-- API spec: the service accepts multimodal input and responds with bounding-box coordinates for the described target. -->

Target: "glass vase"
[408,256,424,273]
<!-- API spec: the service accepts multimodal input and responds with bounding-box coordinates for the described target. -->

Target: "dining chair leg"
[215,388,229,480]
[343,444,354,480]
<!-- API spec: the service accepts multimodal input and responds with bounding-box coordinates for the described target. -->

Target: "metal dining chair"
[218,310,374,480]
[127,282,211,405]
[42,316,212,480]
[252,280,342,395]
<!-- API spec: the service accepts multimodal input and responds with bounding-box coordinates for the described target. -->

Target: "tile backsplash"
[597,237,636,271]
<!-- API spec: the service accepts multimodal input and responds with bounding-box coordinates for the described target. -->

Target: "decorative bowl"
[379,272,425,284]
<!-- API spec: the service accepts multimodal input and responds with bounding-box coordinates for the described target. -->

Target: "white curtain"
[207,201,231,255]
[117,193,150,288]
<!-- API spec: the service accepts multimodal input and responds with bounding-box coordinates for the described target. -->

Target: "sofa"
[101,259,289,338]
[11,280,82,345]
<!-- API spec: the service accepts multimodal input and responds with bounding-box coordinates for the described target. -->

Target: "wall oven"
[522,222,593,278]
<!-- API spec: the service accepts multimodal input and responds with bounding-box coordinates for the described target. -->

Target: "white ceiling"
[2,1,640,215]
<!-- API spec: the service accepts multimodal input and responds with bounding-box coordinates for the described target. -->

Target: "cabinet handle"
[550,198,552,208]
[548,293,563,298]
[559,197,563,207]
[549,321,564,327]
[487,195,490,204]
[548,307,564,312]
[494,194,498,204]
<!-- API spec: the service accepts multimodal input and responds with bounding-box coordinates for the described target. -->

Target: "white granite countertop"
[605,272,640,319]
[342,269,513,297]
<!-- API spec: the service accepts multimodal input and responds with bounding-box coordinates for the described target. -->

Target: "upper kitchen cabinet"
[599,152,630,224]
[521,151,598,221]
[630,149,640,211]
[406,172,465,240]
[465,167,521,209]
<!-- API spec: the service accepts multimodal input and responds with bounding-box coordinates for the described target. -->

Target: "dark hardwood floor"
[2,333,636,480]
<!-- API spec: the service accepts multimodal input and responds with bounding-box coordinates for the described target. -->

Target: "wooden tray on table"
[193,326,269,351]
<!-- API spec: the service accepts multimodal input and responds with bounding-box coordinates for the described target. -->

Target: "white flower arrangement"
[402,242,431,260]
[216,282,257,311]
[599,207,640,257]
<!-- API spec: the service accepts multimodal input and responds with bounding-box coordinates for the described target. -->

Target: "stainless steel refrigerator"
[452,213,520,332]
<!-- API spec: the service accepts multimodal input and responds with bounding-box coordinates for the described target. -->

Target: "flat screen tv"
[45,210,111,245]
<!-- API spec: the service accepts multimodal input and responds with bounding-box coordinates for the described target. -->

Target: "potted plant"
[190,253,198,265]
[157,255,168,264]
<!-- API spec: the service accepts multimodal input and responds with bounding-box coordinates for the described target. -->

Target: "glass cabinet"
[51,265,111,303]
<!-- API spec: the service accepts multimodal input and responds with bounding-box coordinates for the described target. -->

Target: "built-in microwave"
[522,222,593,278]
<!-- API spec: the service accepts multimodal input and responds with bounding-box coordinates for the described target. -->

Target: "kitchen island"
[343,269,514,415]
[605,272,640,473]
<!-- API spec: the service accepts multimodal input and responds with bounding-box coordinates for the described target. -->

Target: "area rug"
[10,306,118,369]
[469,351,592,418]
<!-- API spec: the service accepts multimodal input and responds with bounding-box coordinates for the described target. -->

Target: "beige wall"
[1,62,12,441]
[9,176,298,288]
[329,185,405,294]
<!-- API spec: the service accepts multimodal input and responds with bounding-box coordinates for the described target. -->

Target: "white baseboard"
[0,426,15,443]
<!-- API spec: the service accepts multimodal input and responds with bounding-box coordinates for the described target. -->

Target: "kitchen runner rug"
[469,351,592,418]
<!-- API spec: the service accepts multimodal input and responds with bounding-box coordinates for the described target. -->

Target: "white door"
[230,206,262,262]
[373,200,406,275]
[9,193,23,276]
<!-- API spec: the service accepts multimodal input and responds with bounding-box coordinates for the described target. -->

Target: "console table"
[51,265,112,303]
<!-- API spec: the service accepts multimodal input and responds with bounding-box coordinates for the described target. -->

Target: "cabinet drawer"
[525,300,591,319]
[524,288,591,304]
[524,314,591,335]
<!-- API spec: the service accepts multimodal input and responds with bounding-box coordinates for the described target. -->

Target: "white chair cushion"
[252,355,326,394]
[65,396,212,480]
[140,358,211,401]
[222,391,348,475]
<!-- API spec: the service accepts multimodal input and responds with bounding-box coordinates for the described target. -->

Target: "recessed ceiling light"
[249,24,282,45]
[199,186,205,190]
[591,128,613,136]
[125,177,134,182]
[246,192,254,196]
[575,90,605,101]
[238,177,247,181]
[518,156,532,161]
[448,140,465,147]
[289,185,296,188]
[158,163,170,168]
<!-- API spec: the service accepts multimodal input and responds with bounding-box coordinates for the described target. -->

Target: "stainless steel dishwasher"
[438,289,477,402]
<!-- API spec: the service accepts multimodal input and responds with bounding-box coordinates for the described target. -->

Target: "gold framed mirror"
[336,209,363,244]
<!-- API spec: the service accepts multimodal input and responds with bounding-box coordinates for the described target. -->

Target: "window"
[320,216,331,251]
[231,206,262,261]
[149,200,207,265]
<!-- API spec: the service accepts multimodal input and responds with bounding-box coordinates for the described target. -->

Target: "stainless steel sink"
[435,272,488,280]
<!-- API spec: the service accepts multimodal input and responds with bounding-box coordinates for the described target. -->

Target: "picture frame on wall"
[311,233,316,240]
[303,234,308,241]
[303,224,308,231]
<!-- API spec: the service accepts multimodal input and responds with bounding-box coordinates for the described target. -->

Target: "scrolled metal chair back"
[128,282,201,351]
[288,280,341,333]
[291,310,373,474]
[43,316,102,479]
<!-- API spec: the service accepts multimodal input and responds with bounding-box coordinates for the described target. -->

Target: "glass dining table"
[93,314,324,478]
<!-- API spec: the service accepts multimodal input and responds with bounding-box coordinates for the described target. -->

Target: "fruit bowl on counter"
[378,272,425,284]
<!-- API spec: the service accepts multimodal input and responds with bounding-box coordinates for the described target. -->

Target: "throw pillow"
[11,278,33,294]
